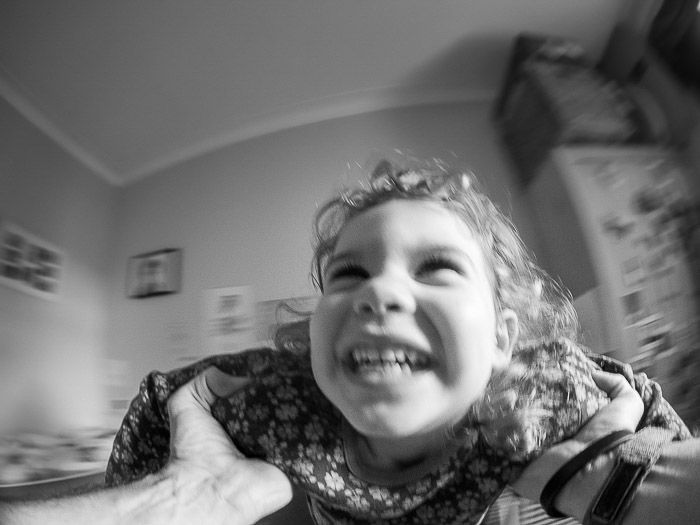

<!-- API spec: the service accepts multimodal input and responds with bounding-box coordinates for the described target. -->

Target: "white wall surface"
[106,101,538,400]
[0,98,119,434]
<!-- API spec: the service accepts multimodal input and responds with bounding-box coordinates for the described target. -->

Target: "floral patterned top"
[106,339,690,524]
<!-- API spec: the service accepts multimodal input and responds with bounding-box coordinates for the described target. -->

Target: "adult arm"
[513,370,700,524]
[617,438,700,524]
[0,368,292,525]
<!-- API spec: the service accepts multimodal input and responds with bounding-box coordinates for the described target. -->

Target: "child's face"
[310,199,516,456]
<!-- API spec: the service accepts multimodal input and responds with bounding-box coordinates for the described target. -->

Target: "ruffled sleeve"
[104,347,285,486]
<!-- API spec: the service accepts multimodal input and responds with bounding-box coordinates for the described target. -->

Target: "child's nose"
[352,276,416,317]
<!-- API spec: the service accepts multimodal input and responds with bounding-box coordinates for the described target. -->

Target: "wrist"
[555,451,616,522]
[540,430,632,521]
[584,427,676,525]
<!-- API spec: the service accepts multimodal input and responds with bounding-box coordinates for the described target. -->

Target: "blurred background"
[1,0,699,501]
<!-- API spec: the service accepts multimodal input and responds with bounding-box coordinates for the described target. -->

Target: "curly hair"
[277,155,582,457]
[311,156,578,343]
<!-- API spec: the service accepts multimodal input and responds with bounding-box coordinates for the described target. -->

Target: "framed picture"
[126,248,182,298]
[0,221,63,300]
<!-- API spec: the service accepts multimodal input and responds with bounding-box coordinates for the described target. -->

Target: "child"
[106,157,690,524]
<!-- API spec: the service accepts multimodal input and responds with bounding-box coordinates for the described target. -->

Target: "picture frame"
[126,248,182,298]
[0,221,63,300]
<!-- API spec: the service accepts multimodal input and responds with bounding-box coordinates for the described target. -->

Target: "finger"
[591,369,630,398]
[168,376,249,461]
[203,367,251,398]
[579,371,644,438]
[188,367,251,409]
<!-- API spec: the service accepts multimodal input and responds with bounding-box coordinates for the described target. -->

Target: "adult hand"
[0,368,293,525]
[165,367,293,525]
[511,370,644,507]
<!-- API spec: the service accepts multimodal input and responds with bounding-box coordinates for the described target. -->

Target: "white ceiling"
[0,1,628,186]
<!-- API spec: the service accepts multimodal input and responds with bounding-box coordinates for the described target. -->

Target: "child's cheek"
[309,301,345,406]
[309,296,343,357]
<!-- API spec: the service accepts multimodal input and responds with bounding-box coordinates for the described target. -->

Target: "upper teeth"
[349,346,427,367]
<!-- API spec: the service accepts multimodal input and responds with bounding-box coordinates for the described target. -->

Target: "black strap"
[540,430,634,517]
[585,427,675,525]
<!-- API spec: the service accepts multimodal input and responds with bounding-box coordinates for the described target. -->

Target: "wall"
[106,101,537,400]
[0,98,538,430]
[0,98,119,434]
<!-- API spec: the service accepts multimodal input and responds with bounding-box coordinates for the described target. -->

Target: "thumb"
[203,367,252,398]
[234,460,294,522]
[186,367,251,410]
[168,367,253,459]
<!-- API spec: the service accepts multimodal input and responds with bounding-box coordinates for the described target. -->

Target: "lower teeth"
[356,361,411,375]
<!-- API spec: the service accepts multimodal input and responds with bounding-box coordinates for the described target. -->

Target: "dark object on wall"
[126,248,182,298]
[649,0,700,92]
[599,23,699,148]
[493,32,588,119]
[495,34,648,185]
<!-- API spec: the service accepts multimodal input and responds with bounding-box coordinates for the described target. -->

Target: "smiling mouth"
[346,344,432,377]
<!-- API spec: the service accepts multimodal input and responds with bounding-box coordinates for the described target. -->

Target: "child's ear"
[494,309,518,370]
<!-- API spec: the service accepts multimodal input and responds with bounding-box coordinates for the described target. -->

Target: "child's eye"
[416,255,465,279]
[325,263,369,284]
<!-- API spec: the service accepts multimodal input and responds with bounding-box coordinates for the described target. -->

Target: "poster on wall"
[0,221,63,300]
[202,285,257,355]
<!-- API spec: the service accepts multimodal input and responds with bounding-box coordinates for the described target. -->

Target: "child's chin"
[349,414,428,440]
[345,399,448,438]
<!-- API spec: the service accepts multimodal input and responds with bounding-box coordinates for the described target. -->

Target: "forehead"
[334,199,482,256]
